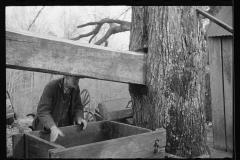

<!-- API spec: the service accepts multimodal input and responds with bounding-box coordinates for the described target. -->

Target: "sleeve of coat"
[74,87,84,121]
[37,83,56,129]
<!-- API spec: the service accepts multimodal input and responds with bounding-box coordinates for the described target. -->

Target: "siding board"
[222,37,233,152]
[208,37,227,151]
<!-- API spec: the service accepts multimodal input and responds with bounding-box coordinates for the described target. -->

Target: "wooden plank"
[106,121,150,139]
[25,133,63,158]
[100,99,132,112]
[6,64,90,78]
[196,9,233,33]
[30,121,149,148]
[222,37,233,152]
[126,118,133,124]
[208,37,227,151]
[98,99,132,120]
[30,121,109,148]
[109,108,133,120]
[49,129,166,158]
[6,27,146,84]
[12,133,25,158]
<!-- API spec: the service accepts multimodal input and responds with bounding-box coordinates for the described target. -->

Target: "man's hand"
[50,125,65,142]
[76,118,87,130]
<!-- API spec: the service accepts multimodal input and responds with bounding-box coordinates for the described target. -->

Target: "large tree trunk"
[129,6,210,157]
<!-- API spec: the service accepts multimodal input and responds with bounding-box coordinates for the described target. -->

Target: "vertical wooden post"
[208,37,227,151]
[222,37,233,152]
[12,134,25,158]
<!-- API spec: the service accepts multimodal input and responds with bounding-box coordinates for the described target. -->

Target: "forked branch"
[71,18,131,45]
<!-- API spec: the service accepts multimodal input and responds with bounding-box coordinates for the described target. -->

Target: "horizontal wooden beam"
[6,27,146,85]
[196,9,233,33]
[7,64,96,79]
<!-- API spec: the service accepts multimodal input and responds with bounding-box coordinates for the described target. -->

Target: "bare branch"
[71,22,104,41]
[104,41,108,47]
[71,18,131,44]
[115,7,131,20]
[28,7,45,31]
[89,33,97,43]
[95,23,129,45]
[77,18,130,28]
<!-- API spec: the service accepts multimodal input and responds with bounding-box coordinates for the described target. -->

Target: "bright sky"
[6,6,131,50]
[5,6,210,51]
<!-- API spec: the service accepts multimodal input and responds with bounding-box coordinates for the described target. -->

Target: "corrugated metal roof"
[206,6,233,37]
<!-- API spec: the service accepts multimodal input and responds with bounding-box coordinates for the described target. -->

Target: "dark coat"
[32,77,84,132]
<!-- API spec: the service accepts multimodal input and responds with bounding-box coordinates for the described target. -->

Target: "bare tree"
[58,7,83,39]
[6,6,53,117]
[28,6,45,31]
[70,6,210,158]
[71,18,130,45]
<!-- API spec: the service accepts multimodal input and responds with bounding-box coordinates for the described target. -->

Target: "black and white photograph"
[6,5,233,158]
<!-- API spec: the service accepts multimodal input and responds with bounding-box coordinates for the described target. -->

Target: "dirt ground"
[6,119,213,158]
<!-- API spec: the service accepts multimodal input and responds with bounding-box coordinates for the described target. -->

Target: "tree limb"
[71,18,131,45]
[95,23,129,45]
[28,7,45,31]
[89,33,97,43]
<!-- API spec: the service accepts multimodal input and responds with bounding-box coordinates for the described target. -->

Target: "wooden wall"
[208,36,233,152]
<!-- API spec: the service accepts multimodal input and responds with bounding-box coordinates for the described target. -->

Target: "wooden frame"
[13,121,166,158]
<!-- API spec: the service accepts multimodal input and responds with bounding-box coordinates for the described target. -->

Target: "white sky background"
[5,6,210,51]
[5,6,131,50]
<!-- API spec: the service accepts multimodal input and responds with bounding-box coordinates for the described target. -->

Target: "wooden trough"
[13,121,166,158]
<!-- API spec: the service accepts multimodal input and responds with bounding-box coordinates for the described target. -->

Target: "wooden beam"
[6,27,146,85]
[109,108,133,120]
[6,64,91,79]
[196,9,233,33]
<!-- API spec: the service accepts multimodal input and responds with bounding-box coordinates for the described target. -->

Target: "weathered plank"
[106,121,150,139]
[98,99,132,120]
[109,108,133,120]
[196,9,233,33]
[30,122,108,148]
[12,133,25,158]
[222,37,233,152]
[25,133,64,158]
[30,121,149,148]
[208,37,227,151]
[99,99,132,112]
[6,27,146,84]
[49,128,166,158]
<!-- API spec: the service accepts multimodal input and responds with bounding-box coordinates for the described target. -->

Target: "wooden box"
[13,121,166,158]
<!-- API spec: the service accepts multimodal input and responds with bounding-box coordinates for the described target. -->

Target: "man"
[32,75,87,142]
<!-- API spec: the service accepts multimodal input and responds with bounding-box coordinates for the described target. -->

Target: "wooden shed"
[206,6,233,152]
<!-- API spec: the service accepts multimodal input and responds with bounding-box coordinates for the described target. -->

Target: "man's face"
[65,76,79,89]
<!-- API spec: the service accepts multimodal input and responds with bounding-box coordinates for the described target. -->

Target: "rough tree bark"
[70,6,210,157]
[129,6,210,157]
